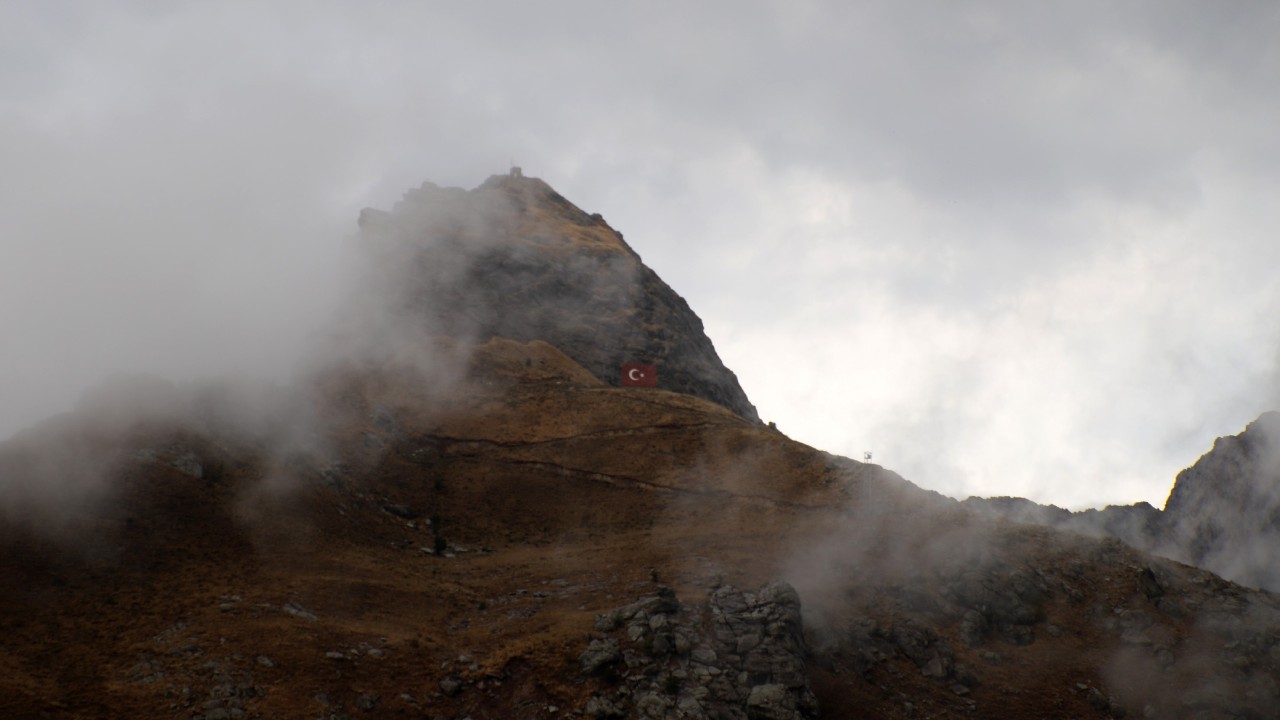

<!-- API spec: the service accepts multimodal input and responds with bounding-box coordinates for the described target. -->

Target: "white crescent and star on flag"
[621,363,658,387]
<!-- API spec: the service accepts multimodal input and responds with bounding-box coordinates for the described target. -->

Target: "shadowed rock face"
[354,173,761,423]
[1162,411,1280,590]
[583,583,818,720]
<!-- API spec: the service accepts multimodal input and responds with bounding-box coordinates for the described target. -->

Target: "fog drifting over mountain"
[3,1,1279,509]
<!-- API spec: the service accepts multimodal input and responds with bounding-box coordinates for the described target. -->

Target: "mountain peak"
[353,173,761,422]
[5,173,1280,718]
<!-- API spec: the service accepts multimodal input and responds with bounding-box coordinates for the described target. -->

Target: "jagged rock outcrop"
[1162,411,1280,591]
[351,172,760,422]
[582,584,818,720]
[963,412,1280,592]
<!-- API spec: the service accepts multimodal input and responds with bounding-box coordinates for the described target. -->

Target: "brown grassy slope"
[0,337,834,718]
[0,338,1276,719]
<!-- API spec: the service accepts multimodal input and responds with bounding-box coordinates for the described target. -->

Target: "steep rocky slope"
[1162,411,1280,589]
[2,174,1278,719]
[351,172,759,423]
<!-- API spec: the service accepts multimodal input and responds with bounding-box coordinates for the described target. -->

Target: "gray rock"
[283,603,317,621]
[580,638,621,675]
[370,405,398,434]
[691,645,718,665]
[171,451,203,479]
[633,690,672,719]
[439,677,462,696]
[584,694,625,718]
[736,632,762,654]
[585,583,818,720]
[382,504,418,520]
[674,630,694,655]
[920,652,952,679]
[1002,624,1035,646]
[676,692,707,719]
[650,634,672,655]
[890,620,938,666]
[746,684,797,720]
[595,613,621,632]
[959,609,987,647]
[1137,567,1163,599]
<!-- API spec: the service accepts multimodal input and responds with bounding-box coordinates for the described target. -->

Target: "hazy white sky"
[3,1,1278,509]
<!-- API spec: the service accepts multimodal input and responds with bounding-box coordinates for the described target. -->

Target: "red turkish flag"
[621,363,658,387]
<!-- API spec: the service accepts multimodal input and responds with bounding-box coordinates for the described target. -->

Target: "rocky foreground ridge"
[1,174,1279,719]
[965,411,1280,593]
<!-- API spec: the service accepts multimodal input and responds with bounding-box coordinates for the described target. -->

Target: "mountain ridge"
[964,410,1280,592]
[1,173,1278,718]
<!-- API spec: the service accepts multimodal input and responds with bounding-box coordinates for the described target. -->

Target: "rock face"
[1162,411,1280,591]
[964,412,1280,592]
[352,173,760,422]
[582,584,818,720]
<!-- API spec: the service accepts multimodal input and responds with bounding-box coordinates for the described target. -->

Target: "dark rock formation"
[1162,411,1280,591]
[352,173,760,422]
[583,584,818,720]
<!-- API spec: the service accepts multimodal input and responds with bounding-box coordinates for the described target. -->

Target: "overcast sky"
[3,1,1278,509]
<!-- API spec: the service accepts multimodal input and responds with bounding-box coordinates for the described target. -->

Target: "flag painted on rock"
[621,364,658,387]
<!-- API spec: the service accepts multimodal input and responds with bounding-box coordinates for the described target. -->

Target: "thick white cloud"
[2,1,1278,508]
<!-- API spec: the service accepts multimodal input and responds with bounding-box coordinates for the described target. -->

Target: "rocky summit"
[353,171,759,423]
[1,173,1279,719]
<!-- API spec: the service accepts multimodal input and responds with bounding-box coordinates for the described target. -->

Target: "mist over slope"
[966,411,1280,592]
[1,174,1279,719]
